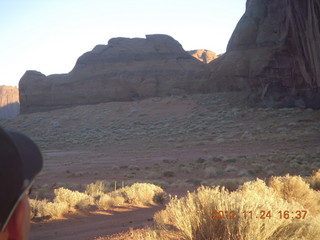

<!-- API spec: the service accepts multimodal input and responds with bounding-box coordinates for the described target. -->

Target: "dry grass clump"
[224,164,237,173]
[30,182,165,220]
[214,178,243,191]
[29,199,69,219]
[139,178,320,240]
[30,187,93,219]
[269,174,320,215]
[96,190,126,210]
[305,169,320,191]
[54,187,93,210]
[85,180,109,197]
[163,171,175,177]
[117,183,166,205]
[129,165,140,171]
[137,230,160,240]
[96,194,115,210]
[204,166,218,178]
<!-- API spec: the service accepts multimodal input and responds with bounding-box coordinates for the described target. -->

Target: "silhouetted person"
[0,127,43,240]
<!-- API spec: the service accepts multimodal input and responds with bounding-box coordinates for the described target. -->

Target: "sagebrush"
[30,182,165,219]
[139,174,320,240]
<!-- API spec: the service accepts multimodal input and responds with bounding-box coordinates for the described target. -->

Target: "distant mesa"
[187,49,218,64]
[0,86,20,119]
[19,34,209,113]
[206,0,320,108]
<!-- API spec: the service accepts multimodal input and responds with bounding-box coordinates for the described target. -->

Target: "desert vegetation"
[2,93,320,152]
[2,93,319,239]
[29,170,320,239]
[30,182,166,220]
[137,170,320,240]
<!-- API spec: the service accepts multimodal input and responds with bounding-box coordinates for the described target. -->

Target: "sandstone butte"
[19,0,320,113]
[187,49,218,64]
[19,34,209,113]
[206,0,320,108]
[0,86,20,119]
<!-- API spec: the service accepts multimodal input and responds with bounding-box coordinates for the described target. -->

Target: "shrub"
[196,158,206,163]
[180,165,192,174]
[269,174,320,215]
[29,199,69,219]
[54,187,93,210]
[162,159,177,164]
[96,194,114,210]
[204,166,218,178]
[129,165,140,171]
[307,169,320,190]
[217,179,241,191]
[163,171,175,177]
[186,179,202,186]
[108,192,126,206]
[85,180,109,197]
[148,172,162,179]
[140,179,320,240]
[118,183,165,205]
[137,228,169,240]
[224,165,237,172]
[33,185,53,200]
[111,165,120,171]
[238,169,253,177]
[29,182,165,221]
[250,163,264,174]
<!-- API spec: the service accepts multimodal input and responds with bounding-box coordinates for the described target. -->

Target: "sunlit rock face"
[187,49,218,64]
[0,86,20,119]
[19,34,208,113]
[207,0,320,108]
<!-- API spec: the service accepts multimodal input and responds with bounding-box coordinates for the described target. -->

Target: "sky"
[0,0,246,87]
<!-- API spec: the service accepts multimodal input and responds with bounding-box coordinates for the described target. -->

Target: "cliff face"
[0,86,20,119]
[19,34,208,113]
[207,0,320,108]
[187,49,218,64]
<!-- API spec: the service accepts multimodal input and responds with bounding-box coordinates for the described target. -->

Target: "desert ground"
[1,92,320,240]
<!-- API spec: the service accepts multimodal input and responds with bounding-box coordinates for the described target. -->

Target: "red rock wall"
[207,0,320,108]
[19,35,208,113]
[0,86,20,119]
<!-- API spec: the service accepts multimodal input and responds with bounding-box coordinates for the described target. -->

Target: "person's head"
[0,127,43,240]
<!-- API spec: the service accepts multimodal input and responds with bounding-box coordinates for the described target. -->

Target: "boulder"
[19,34,208,113]
[187,49,218,64]
[0,86,20,119]
[207,0,320,108]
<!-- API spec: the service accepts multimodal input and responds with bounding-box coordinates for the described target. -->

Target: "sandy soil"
[30,204,161,240]
[1,93,319,240]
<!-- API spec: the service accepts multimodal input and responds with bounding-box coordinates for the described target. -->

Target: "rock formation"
[0,86,20,119]
[207,0,320,108]
[187,49,218,64]
[20,1,320,111]
[19,34,208,113]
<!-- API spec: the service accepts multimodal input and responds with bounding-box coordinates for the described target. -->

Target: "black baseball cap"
[0,126,43,232]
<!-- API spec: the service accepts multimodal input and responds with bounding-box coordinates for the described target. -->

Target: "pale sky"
[0,0,246,87]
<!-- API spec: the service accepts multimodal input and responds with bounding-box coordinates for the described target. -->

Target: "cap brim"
[0,128,43,232]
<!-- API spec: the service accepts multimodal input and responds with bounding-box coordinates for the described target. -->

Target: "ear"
[6,194,30,240]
